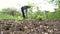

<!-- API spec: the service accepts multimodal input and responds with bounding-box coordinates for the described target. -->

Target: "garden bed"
[0,19,60,34]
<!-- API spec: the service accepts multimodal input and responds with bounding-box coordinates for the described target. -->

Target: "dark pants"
[21,8,26,18]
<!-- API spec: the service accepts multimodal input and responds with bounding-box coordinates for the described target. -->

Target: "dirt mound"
[0,20,60,34]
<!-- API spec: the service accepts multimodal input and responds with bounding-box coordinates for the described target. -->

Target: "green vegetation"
[0,7,60,20]
[0,8,23,20]
[0,0,60,20]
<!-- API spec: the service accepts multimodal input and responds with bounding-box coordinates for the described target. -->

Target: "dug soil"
[0,19,60,34]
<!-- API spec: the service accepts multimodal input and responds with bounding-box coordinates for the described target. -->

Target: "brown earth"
[0,19,60,34]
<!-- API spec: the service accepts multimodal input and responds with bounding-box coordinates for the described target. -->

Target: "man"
[21,6,30,18]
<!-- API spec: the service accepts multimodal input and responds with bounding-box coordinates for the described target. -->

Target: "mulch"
[0,19,60,34]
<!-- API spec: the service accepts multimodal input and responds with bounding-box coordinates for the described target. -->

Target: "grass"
[0,13,24,21]
[0,13,17,19]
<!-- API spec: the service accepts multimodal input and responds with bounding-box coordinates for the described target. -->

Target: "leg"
[25,9,27,18]
[21,9,25,18]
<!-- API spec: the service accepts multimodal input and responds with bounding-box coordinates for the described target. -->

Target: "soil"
[0,19,60,34]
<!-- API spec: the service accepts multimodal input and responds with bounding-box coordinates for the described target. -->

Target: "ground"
[0,19,60,34]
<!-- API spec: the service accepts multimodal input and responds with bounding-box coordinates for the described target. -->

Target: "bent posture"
[21,6,30,18]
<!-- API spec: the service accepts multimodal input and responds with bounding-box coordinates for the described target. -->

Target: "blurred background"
[0,0,60,20]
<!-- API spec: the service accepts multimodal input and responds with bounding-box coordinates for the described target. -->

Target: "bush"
[47,9,60,20]
[1,8,19,16]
